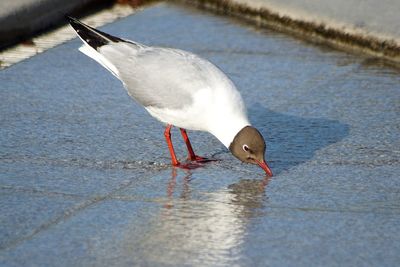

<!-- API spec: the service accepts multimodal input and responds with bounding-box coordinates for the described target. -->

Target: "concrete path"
[1,2,400,266]
[184,0,400,63]
[233,0,400,43]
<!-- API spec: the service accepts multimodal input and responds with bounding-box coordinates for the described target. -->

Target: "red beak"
[257,160,273,177]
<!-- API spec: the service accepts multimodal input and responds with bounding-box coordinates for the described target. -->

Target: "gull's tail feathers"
[67,16,125,77]
[67,16,146,78]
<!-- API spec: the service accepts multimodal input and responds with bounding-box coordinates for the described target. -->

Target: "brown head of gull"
[229,126,273,176]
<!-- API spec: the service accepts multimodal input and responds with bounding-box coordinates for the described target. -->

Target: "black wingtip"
[65,15,82,31]
[66,15,124,50]
[65,15,77,23]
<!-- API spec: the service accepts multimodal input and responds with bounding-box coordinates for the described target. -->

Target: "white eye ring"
[242,144,249,152]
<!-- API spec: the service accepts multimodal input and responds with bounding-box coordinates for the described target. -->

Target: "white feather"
[72,27,251,147]
[78,44,119,78]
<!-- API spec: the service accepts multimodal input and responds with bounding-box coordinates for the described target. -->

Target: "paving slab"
[0,188,83,250]
[1,2,400,266]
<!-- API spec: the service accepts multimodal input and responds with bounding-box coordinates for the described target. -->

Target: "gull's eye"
[242,144,249,152]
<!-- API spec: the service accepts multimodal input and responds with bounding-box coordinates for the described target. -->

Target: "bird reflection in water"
[227,176,271,218]
[164,168,271,211]
[126,169,272,265]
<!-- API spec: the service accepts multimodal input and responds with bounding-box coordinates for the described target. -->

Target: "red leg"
[164,125,179,166]
[179,128,198,161]
[164,126,217,168]
[179,128,217,162]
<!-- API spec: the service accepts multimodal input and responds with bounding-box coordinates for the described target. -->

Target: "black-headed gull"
[67,17,272,176]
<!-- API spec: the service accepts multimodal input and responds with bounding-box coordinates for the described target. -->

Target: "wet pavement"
[1,2,400,266]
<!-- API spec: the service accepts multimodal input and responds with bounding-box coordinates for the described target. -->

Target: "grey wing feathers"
[100,45,219,109]
[69,17,211,110]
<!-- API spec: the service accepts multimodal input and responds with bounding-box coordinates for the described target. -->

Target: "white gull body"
[68,17,273,176]
[78,36,250,148]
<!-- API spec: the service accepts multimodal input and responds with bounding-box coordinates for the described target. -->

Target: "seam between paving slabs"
[0,172,153,251]
[0,155,170,170]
